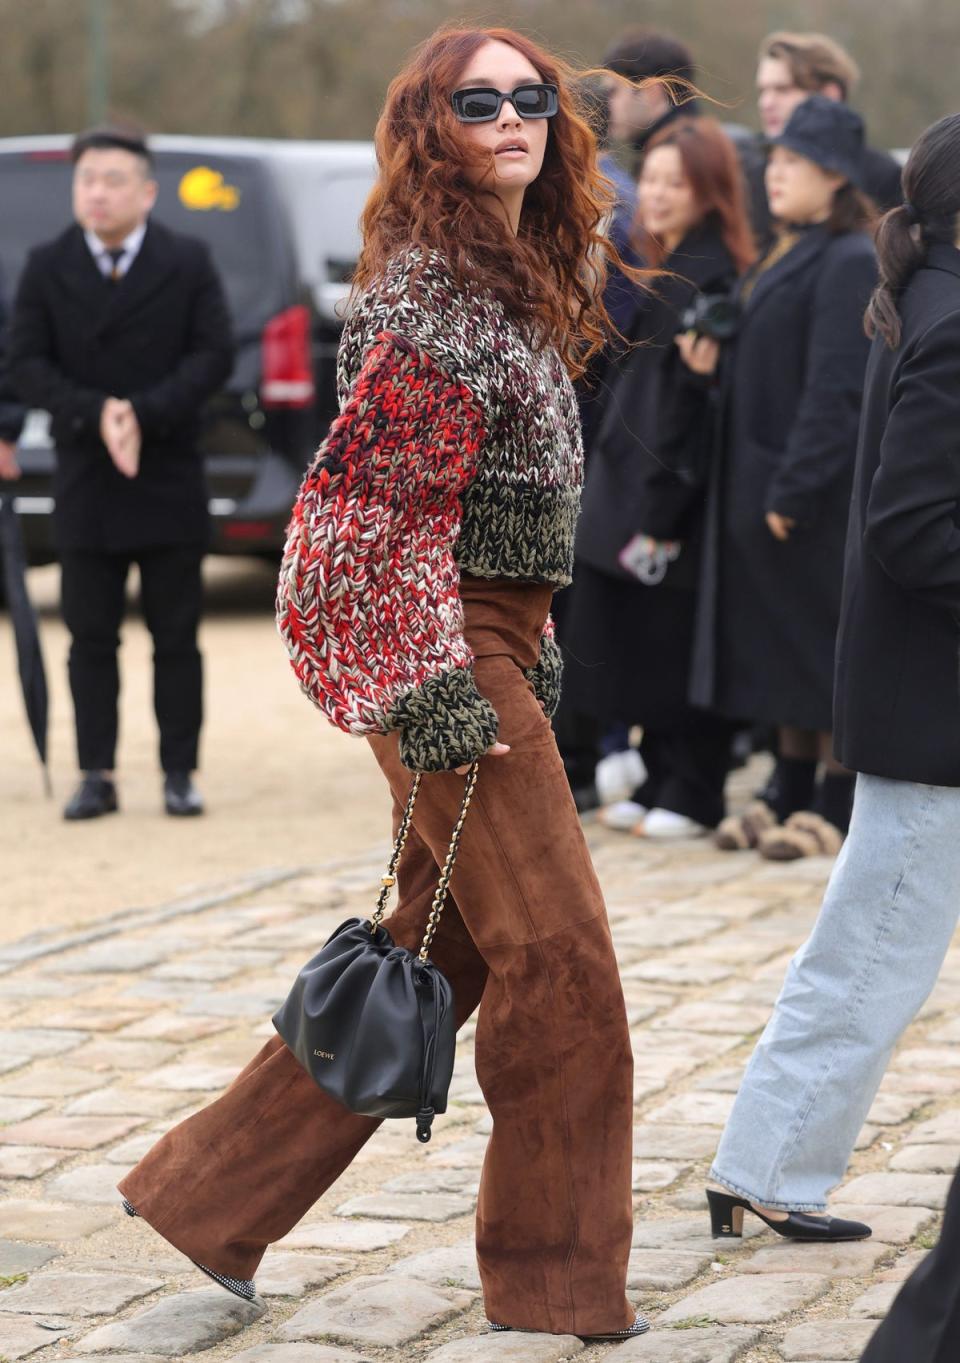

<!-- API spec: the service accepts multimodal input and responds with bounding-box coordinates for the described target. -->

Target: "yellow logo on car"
[178,167,240,212]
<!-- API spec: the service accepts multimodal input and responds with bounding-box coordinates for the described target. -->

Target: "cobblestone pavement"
[0,782,957,1363]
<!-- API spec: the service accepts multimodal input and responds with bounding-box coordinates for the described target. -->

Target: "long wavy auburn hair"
[352,24,660,377]
[634,117,756,274]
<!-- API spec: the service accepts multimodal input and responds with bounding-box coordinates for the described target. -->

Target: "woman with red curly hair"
[117,24,647,1343]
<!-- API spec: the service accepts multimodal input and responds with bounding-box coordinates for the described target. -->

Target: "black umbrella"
[0,492,51,795]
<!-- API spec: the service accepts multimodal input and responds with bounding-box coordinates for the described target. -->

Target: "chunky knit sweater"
[276,249,583,772]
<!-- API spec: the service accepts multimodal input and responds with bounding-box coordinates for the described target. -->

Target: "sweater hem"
[457,482,579,589]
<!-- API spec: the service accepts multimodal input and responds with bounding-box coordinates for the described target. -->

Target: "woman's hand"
[766,511,797,541]
[675,330,720,376]
[455,741,510,775]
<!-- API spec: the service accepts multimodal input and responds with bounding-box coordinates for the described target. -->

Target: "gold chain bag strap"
[273,763,478,1142]
[371,762,478,959]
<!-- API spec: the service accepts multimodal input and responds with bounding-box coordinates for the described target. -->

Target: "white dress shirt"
[84,222,148,280]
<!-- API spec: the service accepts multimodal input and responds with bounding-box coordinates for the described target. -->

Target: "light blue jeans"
[711,773,960,1211]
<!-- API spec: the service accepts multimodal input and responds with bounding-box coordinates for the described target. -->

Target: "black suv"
[0,134,376,564]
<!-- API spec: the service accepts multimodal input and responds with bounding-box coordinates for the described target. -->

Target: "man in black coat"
[745,31,902,248]
[553,27,702,810]
[592,30,703,342]
[602,28,700,185]
[9,124,234,819]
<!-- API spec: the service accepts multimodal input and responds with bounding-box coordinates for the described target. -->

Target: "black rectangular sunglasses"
[450,83,559,123]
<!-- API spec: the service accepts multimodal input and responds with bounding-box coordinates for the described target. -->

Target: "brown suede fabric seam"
[470,777,581,1332]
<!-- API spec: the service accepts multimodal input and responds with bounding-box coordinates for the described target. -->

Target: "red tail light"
[261,305,315,408]
[224,520,274,541]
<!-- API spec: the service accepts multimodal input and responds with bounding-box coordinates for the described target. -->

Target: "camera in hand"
[680,291,739,341]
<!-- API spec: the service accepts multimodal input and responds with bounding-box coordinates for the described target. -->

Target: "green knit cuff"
[525,633,563,718]
[390,668,500,773]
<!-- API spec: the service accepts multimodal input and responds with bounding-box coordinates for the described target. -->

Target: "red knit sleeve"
[277,333,501,772]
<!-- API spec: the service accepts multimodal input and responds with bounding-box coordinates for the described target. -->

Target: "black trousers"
[60,546,204,774]
[550,584,601,791]
[635,711,735,829]
[860,1159,960,1363]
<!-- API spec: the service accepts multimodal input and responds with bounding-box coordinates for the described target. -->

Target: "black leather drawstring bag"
[273,764,476,1143]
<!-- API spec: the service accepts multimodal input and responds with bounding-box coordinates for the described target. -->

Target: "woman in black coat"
[563,117,755,837]
[704,112,960,1260]
[680,96,877,856]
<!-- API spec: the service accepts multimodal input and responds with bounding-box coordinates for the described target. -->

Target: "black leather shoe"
[164,772,204,817]
[63,774,118,821]
[707,1188,871,1241]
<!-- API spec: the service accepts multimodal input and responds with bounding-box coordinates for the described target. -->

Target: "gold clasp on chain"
[369,773,422,933]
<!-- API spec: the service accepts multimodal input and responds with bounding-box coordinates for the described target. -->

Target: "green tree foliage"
[0,0,953,150]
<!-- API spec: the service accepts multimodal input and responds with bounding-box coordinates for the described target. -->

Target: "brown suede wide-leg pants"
[119,575,635,1335]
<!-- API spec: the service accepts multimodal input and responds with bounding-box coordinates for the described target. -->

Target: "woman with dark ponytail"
[704,113,960,1260]
[865,202,925,344]
[867,152,952,348]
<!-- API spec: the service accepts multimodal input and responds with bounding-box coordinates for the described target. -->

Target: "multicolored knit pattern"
[277,250,580,772]
[336,250,584,586]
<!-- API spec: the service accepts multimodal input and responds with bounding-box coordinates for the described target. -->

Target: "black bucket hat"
[768,94,865,187]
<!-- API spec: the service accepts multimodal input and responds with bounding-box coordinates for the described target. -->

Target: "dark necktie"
[107,248,125,282]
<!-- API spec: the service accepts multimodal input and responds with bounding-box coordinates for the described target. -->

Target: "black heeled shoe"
[706,1188,871,1242]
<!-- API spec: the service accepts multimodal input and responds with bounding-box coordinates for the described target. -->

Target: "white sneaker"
[599,799,648,832]
[640,807,708,840]
[595,749,648,805]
